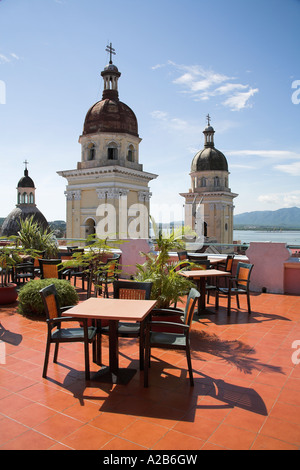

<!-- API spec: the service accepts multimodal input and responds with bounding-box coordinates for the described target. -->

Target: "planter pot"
[0,284,18,305]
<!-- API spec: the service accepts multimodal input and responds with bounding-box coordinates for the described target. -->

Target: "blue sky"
[0,0,299,223]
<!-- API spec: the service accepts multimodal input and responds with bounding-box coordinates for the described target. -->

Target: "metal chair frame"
[144,287,200,387]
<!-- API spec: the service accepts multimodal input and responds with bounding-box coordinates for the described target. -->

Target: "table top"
[63,297,157,322]
[179,269,231,279]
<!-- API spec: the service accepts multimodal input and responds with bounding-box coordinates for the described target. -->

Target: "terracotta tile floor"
[1,284,300,450]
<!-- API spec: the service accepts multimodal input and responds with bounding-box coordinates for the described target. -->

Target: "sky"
[0,0,299,224]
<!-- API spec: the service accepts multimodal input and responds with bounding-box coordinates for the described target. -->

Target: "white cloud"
[150,110,190,132]
[0,54,10,64]
[258,190,300,206]
[0,52,20,64]
[222,88,259,111]
[275,161,300,176]
[227,150,300,160]
[153,61,258,111]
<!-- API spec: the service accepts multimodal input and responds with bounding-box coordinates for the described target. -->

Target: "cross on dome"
[105,43,116,64]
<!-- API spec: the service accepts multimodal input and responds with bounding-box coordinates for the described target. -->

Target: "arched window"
[29,192,34,204]
[22,193,28,204]
[87,142,95,161]
[107,142,118,160]
[214,176,220,187]
[127,145,135,162]
[18,192,21,204]
[201,177,206,187]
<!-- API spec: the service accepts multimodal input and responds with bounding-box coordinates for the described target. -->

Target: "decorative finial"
[206,114,211,126]
[105,42,116,64]
[23,159,29,170]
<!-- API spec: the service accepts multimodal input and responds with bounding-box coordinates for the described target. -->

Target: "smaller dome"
[191,147,228,172]
[204,125,214,132]
[0,206,48,237]
[103,63,119,73]
[17,169,35,188]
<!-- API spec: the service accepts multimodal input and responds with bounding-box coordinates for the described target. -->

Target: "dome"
[17,169,35,188]
[82,98,139,137]
[103,63,119,73]
[191,147,228,172]
[0,206,49,237]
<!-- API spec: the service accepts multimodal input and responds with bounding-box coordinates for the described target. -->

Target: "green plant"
[17,216,59,258]
[17,278,79,318]
[135,218,195,308]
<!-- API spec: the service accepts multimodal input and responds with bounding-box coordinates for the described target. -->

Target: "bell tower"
[180,116,238,245]
[58,44,157,241]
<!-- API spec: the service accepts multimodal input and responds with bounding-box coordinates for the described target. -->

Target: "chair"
[13,262,35,284]
[39,259,69,280]
[177,251,189,269]
[99,280,153,370]
[96,257,120,298]
[39,283,98,379]
[187,254,208,262]
[66,249,87,290]
[189,259,211,270]
[144,287,200,387]
[32,252,46,278]
[207,255,235,303]
[215,262,254,314]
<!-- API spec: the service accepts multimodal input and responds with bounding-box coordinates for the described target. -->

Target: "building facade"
[180,117,238,245]
[58,46,157,241]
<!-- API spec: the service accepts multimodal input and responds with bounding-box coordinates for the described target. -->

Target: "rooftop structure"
[0,161,48,237]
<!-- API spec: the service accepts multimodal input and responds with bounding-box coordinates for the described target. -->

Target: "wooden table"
[179,269,231,314]
[63,298,157,385]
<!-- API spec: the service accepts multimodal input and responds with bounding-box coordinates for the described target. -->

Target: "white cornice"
[57,165,157,182]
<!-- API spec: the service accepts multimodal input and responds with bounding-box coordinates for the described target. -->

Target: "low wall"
[119,239,152,278]
[246,242,300,295]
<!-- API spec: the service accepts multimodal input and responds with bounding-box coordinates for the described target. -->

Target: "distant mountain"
[234,207,300,229]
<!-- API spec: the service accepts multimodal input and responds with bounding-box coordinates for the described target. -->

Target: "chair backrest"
[225,255,234,273]
[106,259,119,279]
[113,280,152,300]
[39,259,62,279]
[39,284,61,320]
[183,288,200,329]
[177,251,188,261]
[236,262,254,290]
[188,254,208,261]
[190,259,211,270]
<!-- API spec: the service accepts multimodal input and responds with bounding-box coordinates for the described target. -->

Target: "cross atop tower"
[23,159,29,171]
[206,113,211,126]
[105,43,116,64]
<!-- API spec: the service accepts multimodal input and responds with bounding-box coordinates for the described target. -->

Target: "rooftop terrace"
[0,282,299,451]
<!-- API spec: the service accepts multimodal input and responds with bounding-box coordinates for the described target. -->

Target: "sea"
[233,230,300,246]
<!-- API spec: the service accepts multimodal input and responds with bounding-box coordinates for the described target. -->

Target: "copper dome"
[82,94,139,137]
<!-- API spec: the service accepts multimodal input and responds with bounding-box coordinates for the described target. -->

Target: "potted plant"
[17,216,59,259]
[0,237,37,305]
[135,218,195,309]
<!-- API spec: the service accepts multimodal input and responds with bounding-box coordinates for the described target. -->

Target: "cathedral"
[58,45,157,241]
[180,116,238,245]
[1,162,49,237]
